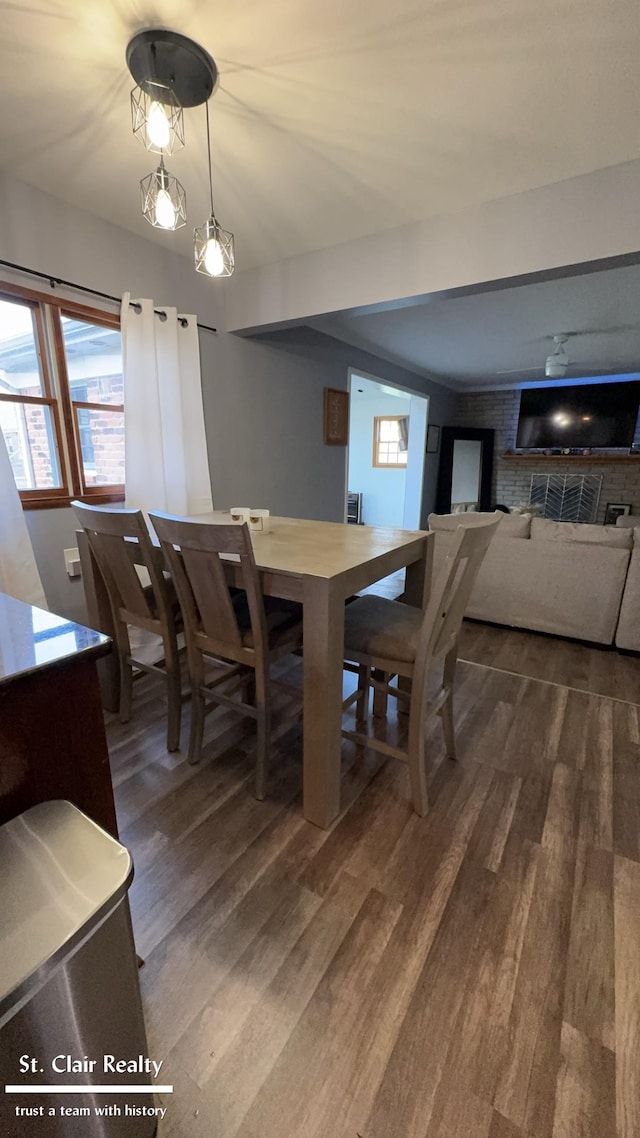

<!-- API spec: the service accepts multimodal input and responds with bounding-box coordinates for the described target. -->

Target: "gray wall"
[199,326,457,526]
[199,331,346,523]
[249,327,457,525]
[24,509,88,624]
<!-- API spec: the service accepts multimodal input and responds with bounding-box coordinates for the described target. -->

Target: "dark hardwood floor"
[107,624,640,1138]
[458,619,640,704]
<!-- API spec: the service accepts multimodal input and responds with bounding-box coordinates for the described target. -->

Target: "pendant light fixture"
[127,29,218,238]
[140,156,187,230]
[131,81,184,156]
[126,29,234,275]
[194,102,235,278]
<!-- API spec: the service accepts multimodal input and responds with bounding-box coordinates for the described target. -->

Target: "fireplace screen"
[529,473,603,523]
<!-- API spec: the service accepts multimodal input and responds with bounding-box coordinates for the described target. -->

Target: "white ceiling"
[312,261,640,389]
[2,0,640,273]
[4,1,640,387]
[351,375,412,401]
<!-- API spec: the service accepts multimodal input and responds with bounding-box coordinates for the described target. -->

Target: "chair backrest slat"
[72,501,168,625]
[182,547,242,649]
[419,513,500,672]
[149,512,268,663]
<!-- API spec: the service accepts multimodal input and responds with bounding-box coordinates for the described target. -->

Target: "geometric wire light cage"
[140,158,187,230]
[193,100,235,277]
[194,215,235,277]
[131,82,185,156]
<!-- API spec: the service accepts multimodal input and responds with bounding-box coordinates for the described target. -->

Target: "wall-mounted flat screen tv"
[516,381,640,449]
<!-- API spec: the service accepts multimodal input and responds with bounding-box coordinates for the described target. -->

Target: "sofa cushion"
[530,517,632,549]
[428,512,531,538]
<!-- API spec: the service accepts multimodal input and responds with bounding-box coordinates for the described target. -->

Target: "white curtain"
[0,427,47,607]
[121,294,213,517]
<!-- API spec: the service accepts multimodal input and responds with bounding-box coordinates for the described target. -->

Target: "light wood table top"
[193,513,429,580]
[190,514,432,613]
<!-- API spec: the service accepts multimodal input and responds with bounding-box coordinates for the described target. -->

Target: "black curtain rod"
[0,257,217,334]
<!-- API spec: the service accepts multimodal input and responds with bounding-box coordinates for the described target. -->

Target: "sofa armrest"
[616,539,640,650]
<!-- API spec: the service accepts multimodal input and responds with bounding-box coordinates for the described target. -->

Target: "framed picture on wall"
[604,502,631,526]
[426,424,440,454]
[323,388,349,445]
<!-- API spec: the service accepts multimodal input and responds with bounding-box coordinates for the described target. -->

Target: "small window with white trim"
[373,415,409,468]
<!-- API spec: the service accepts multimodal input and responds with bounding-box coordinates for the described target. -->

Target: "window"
[31,606,79,666]
[373,415,409,468]
[0,283,124,508]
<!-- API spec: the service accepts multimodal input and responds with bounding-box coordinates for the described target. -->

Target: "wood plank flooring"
[106,627,640,1138]
[459,619,640,703]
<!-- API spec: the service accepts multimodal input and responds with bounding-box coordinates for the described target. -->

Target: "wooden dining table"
[79,514,433,829]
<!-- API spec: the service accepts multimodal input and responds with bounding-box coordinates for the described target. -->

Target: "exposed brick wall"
[24,403,55,487]
[454,389,640,524]
[84,410,125,486]
[18,382,56,489]
[19,373,125,489]
[77,374,125,487]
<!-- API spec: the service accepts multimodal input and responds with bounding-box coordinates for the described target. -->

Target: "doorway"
[346,371,429,529]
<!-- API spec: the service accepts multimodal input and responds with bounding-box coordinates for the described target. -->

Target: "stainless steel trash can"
[0,801,158,1137]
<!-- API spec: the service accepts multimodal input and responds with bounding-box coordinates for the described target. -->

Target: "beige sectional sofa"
[428,511,639,648]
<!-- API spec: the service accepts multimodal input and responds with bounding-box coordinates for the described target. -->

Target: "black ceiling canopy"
[126,29,218,107]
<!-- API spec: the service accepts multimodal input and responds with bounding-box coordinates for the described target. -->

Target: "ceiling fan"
[544,334,570,378]
[498,334,571,379]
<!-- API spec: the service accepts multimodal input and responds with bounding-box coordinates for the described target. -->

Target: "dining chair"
[341,512,501,815]
[149,511,304,799]
[72,501,183,752]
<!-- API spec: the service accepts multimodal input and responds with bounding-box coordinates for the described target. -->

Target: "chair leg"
[118,648,133,725]
[356,664,370,723]
[188,658,206,765]
[372,669,389,718]
[165,638,182,753]
[441,691,456,761]
[254,665,270,801]
[397,674,412,716]
[407,688,429,817]
[441,647,458,761]
[244,671,256,707]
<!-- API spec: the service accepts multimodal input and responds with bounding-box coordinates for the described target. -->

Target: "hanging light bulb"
[131,82,184,156]
[147,101,171,149]
[205,237,225,276]
[194,102,235,277]
[155,186,176,229]
[195,216,235,277]
[140,157,187,230]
